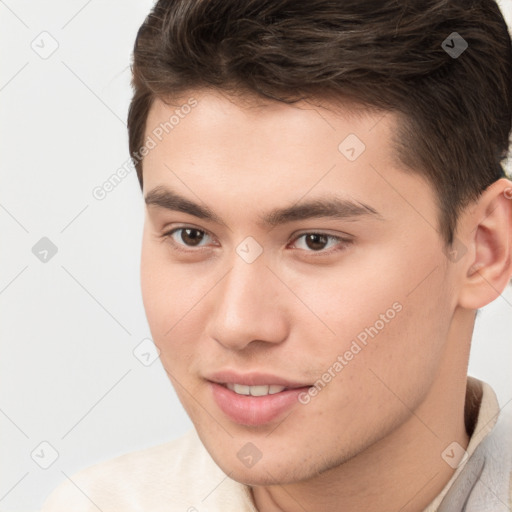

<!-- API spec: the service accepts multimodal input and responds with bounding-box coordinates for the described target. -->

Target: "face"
[140,90,460,485]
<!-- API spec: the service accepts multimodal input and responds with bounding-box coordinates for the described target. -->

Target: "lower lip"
[210,382,310,426]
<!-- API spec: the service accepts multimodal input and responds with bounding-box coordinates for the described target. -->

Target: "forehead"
[141,89,436,232]
[144,90,398,163]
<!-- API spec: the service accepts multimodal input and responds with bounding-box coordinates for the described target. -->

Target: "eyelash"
[160,226,353,256]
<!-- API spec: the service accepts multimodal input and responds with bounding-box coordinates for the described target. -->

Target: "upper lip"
[206,370,310,389]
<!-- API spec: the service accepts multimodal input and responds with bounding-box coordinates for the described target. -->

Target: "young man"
[42,0,512,510]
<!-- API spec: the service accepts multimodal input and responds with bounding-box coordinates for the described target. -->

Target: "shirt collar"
[422,377,500,511]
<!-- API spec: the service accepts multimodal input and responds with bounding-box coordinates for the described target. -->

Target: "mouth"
[206,371,311,426]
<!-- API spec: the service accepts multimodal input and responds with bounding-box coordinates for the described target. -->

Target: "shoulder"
[41,429,248,512]
[468,382,512,510]
[481,406,512,509]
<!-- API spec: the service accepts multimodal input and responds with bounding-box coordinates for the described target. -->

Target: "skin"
[140,89,512,512]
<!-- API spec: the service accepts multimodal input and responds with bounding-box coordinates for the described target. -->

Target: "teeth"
[228,383,250,395]
[250,385,270,396]
[226,383,287,396]
[269,385,286,394]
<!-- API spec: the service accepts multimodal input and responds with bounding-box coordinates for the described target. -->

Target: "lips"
[206,370,311,426]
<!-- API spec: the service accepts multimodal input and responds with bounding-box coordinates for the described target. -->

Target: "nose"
[206,254,289,352]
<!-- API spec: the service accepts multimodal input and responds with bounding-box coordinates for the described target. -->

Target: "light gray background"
[1,1,511,510]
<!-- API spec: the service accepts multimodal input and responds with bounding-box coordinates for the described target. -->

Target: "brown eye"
[179,228,205,246]
[290,232,352,255]
[304,233,329,251]
[163,227,213,250]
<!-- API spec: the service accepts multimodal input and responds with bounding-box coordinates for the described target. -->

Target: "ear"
[457,178,512,309]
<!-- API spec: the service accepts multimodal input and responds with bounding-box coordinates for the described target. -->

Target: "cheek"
[140,241,168,332]
[139,237,214,368]
[296,248,450,394]
[289,258,407,356]
[140,237,185,347]
[338,280,449,414]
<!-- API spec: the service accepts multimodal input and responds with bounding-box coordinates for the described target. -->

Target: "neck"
[252,308,475,512]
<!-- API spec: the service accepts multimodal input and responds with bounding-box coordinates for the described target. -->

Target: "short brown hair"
[127,0,512,244]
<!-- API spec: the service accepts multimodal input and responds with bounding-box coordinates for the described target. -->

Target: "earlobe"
[458,178,512,309]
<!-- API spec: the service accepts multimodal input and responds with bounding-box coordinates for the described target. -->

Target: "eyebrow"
[144,185,382,228]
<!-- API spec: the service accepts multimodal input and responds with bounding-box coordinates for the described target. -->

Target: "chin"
[226,462,307,486]
[206,442,337,487]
